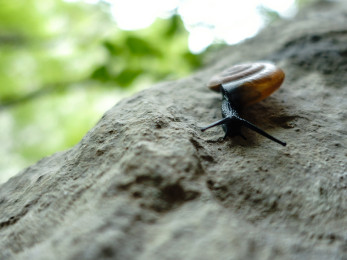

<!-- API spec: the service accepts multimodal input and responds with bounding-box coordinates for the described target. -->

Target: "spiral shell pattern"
[208,62,285,106]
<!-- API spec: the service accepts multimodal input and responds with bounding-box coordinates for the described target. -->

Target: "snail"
[201,62,286,146]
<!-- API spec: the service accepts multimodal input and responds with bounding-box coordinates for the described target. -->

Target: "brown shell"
[208,62,285,106]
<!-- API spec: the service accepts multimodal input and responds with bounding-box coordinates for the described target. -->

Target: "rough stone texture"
[1,1,347,260]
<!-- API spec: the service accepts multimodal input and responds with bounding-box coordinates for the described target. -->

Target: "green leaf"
[165,14,185,37]
[90,65,111,82]
[115,68,143,87]
[103,41,122,56]
[125,36,160,56]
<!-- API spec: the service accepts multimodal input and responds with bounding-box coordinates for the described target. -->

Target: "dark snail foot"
[238,133,247,140]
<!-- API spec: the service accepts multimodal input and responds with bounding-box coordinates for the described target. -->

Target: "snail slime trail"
[201,62,286,146]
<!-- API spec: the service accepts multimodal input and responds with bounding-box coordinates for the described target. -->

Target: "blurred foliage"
[295,0,322,8]
[0,0,202,182]
[257,6,281,24]
[90,14,202,87]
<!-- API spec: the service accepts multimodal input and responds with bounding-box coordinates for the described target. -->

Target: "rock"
[1,1,346,259]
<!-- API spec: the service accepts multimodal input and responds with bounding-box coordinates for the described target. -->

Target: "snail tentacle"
[201,61,286,146]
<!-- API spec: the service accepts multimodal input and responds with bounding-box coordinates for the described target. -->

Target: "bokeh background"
[0,0,317,183]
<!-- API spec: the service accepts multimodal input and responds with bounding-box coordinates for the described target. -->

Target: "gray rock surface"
[1,1,347,259]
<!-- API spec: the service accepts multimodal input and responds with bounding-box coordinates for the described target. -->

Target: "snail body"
[201,62,286,146]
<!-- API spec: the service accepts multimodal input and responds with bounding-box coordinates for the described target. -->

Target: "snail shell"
[201,61,286,146]
[208,62,285,107]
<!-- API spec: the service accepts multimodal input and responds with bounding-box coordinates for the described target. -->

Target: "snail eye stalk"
[201,62,286,146]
